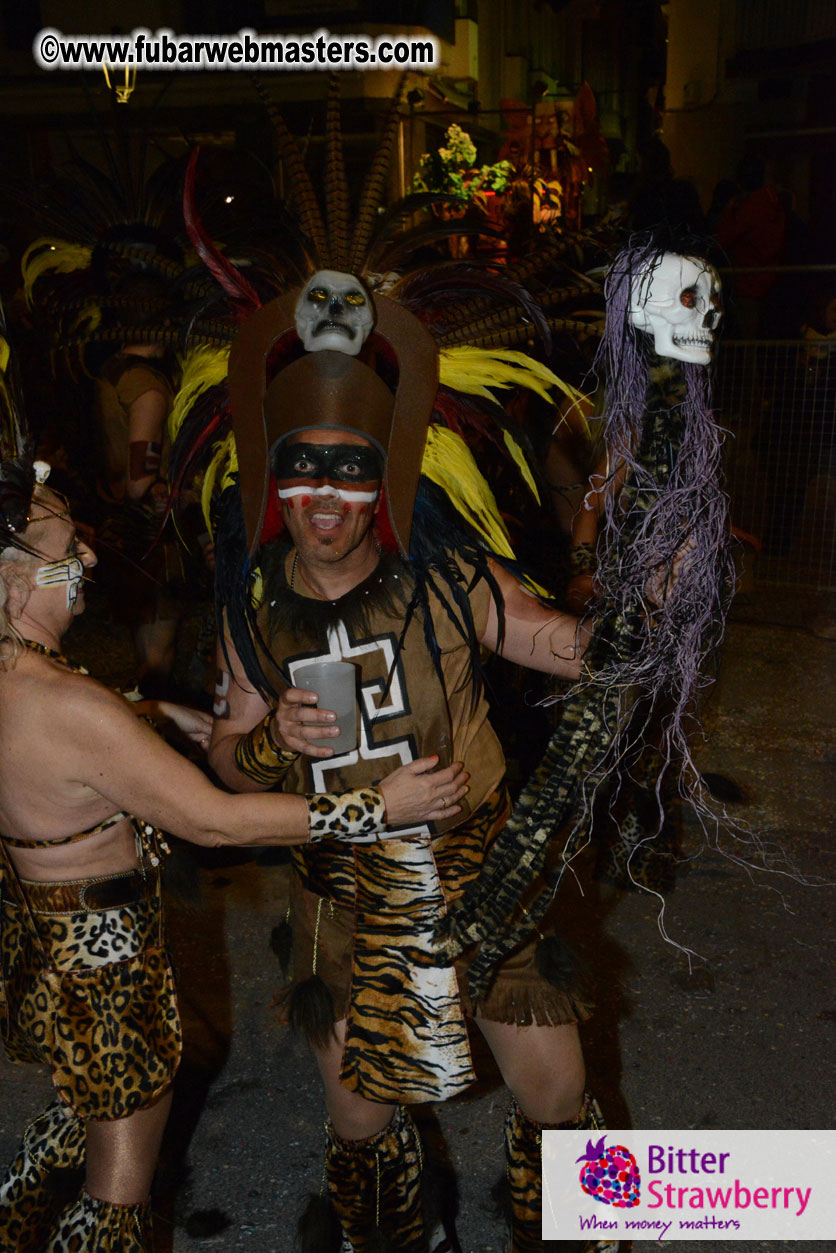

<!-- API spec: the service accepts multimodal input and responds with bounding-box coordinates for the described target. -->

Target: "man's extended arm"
[59,673,464,841]
[480,560,590,679]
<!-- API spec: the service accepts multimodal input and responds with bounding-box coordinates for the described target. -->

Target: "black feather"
[287,975,337,1050]
[296,1193,342,1253]
[534,935,584,992]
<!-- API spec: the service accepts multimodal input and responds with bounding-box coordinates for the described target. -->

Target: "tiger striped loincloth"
[282,788,591,1104]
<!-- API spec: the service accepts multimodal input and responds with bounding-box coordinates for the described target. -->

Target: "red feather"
[373,484,398,554]
[154,411,224,542]
[184,149,262,310]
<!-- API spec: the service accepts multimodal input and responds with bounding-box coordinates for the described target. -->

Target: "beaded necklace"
[22,637,88,674]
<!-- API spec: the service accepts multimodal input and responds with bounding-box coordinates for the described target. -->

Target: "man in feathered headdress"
[169,82,615,1253]
[204,285,605,1253]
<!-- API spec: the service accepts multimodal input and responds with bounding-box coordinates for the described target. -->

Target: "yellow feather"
[21,239,92,308]
[169,345,230,442]
[200,431,237,534]
[502,429,540,503]
[439,345,587,409]
[0,336,9,374]
[421,425,550,599]
[69,304,101,337]
[421,425,515,560]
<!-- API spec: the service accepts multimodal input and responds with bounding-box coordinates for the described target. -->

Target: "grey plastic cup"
[293,660,358,753]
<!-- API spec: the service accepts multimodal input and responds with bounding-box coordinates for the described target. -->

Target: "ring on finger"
[440,794,447,808]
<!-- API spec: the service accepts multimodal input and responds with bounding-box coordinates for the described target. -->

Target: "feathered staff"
[437,236,738,993]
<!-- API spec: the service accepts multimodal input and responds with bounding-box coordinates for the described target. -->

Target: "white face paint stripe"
[35,557,84,610]
[277,485,379,504]
[35,557,84,587]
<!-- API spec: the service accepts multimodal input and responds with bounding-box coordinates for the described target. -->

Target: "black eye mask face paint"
[273,443,384,484]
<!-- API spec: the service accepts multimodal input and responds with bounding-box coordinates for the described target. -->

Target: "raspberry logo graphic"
[576,1135,641,1207]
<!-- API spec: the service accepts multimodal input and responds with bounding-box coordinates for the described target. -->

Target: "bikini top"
[1,812,126,849]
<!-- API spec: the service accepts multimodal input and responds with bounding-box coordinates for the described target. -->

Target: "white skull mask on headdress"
[294,270,374,355]
[629,253,722,364]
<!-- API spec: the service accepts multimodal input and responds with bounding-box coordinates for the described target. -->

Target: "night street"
[2,583,833,1253]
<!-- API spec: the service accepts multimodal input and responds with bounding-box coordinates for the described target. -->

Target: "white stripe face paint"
[35,556,84,609]
[276,484,379,504]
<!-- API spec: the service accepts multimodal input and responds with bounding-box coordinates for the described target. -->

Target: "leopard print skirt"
[0,867,181,1120]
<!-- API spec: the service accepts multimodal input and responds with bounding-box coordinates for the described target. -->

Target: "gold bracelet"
[234,712,299,785]
[306,787,387,842]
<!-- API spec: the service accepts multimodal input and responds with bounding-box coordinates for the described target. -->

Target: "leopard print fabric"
[0,1101,85,1252]
[325,1106,426,1253]
[44,1190,152,1252]
[1,877,181,1119]
[306,787,386,842]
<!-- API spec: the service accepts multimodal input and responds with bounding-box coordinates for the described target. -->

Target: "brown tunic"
[259,555,589,1102]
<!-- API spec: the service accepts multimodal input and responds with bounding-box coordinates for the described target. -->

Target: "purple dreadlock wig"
[437,237,756,990]
[586,238,734,813]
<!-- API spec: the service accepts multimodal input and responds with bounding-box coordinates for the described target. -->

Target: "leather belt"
[19,869,153,914]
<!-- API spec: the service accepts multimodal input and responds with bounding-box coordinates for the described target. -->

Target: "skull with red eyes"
[629,253,722,364]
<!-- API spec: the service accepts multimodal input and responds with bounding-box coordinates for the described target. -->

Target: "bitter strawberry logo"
[577,1136,641,1207]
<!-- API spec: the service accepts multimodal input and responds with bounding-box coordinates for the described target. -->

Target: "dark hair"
[0,452,36,538]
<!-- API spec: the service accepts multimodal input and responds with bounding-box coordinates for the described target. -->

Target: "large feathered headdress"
[16,89,193,372]
[165,77,603,698]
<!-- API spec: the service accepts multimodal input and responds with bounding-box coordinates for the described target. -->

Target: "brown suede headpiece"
[227,287,438,557]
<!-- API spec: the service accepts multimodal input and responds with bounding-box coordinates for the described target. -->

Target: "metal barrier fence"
[717,339,836,591]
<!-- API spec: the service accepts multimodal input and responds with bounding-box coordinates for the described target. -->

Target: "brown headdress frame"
[227,290,438,558]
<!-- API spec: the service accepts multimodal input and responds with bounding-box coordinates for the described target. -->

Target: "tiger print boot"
[45,1190,153,1251]
[323,1106,428,1252]
[0,1100,86,1252]
[503,1094,619,1253]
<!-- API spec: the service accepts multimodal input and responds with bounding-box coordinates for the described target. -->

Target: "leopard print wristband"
[234,712,299,785]
[569,542,598,576]
[306,787,387,842]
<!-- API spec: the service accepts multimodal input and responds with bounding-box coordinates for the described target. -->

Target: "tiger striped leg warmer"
[318,1106,428,1253]
[44,1190,153,1251]
[503,1093,618,1253]
[0,1100,86,1252]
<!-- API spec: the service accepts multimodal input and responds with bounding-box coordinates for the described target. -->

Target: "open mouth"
[314,319,352,338]
[308,509,344,531]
